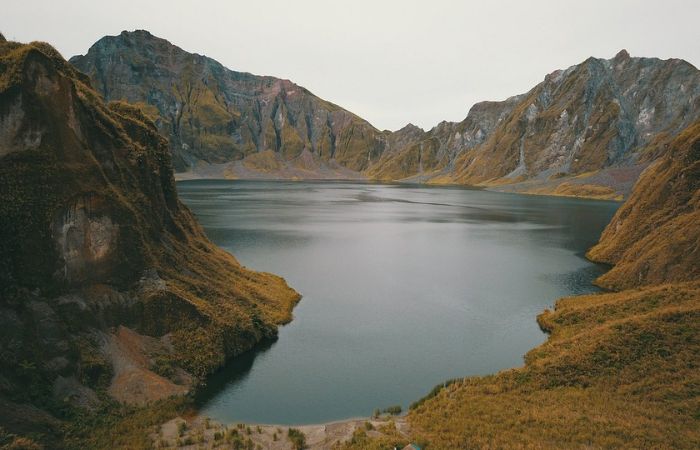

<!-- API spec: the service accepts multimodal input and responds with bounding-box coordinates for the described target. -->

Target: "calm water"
[177,180,618,425]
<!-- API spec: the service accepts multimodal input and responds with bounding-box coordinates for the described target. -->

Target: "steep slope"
[70,30,385,178]
[346,121,700,449]
[587,121,700,289]
[0,37,299,446]
[376,50,700,199]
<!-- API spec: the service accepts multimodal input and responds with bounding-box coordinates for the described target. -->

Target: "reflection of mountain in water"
[195,339,278,409]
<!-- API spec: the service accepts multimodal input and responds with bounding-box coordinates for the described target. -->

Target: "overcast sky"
[3,0,699,131]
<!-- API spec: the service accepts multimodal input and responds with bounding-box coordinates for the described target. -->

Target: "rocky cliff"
[71,32,700,199]
[0,37,299,446]
[70,30,385,178]
[378,50,700,200]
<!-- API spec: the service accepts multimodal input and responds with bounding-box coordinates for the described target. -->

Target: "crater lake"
[178,180,618,425]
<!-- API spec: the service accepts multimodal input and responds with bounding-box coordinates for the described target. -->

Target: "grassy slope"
[587,122,700,290]
[408,282,700,449]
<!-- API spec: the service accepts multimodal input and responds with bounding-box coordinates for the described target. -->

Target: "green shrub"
[382,405,402,415]
[287,428,306,450]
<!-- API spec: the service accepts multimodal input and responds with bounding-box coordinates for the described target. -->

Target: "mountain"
[0,36,298,446]
[347,121,700,449]
[376,50,700,199]
[72,32,700,199]
[70,30,386,178]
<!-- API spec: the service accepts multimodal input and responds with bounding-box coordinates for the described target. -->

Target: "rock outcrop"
[0,37,299,444]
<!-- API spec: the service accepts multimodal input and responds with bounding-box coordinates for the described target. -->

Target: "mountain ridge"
[71,31,700,200]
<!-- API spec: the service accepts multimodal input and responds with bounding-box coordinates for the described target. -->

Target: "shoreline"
[174,174,626,202]
[153,414,411,449]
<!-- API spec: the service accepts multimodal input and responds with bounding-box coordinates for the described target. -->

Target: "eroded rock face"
[52,194,118,284]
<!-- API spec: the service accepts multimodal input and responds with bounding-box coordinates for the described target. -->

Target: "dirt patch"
[102,326,191,405]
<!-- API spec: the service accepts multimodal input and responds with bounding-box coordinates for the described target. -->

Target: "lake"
[177,180,619,425]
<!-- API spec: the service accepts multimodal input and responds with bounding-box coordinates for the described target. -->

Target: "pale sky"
[3,0,699,131]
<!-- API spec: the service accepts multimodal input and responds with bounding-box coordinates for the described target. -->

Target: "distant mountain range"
[71,30,700,199]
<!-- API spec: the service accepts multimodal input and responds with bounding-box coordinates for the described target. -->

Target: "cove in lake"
[177,180,619,425]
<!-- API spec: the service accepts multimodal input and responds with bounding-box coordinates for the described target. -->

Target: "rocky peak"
[613,48,631,61]
[396,123,424,133]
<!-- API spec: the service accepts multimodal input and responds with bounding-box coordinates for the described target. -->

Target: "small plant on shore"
[409,378,460,410]
[287,428,306,450]
[364,421,374,430]
[372,408,380,418]
[382,405,402,415]
[228,432,245,450]
[177,421,187,437]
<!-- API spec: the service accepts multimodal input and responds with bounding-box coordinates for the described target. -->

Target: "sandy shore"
[152,414,410,449]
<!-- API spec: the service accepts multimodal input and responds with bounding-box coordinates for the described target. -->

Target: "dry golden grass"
[402,282,700,449]
[526,182,622,201]
[588,121,700,289]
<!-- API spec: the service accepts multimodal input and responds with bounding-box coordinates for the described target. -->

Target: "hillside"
[377,50,700,200]
[587,121,700,289]
[70,30,386,178]
[71,32,700,199]
[345,121,700,449]
[0,36,299,448]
